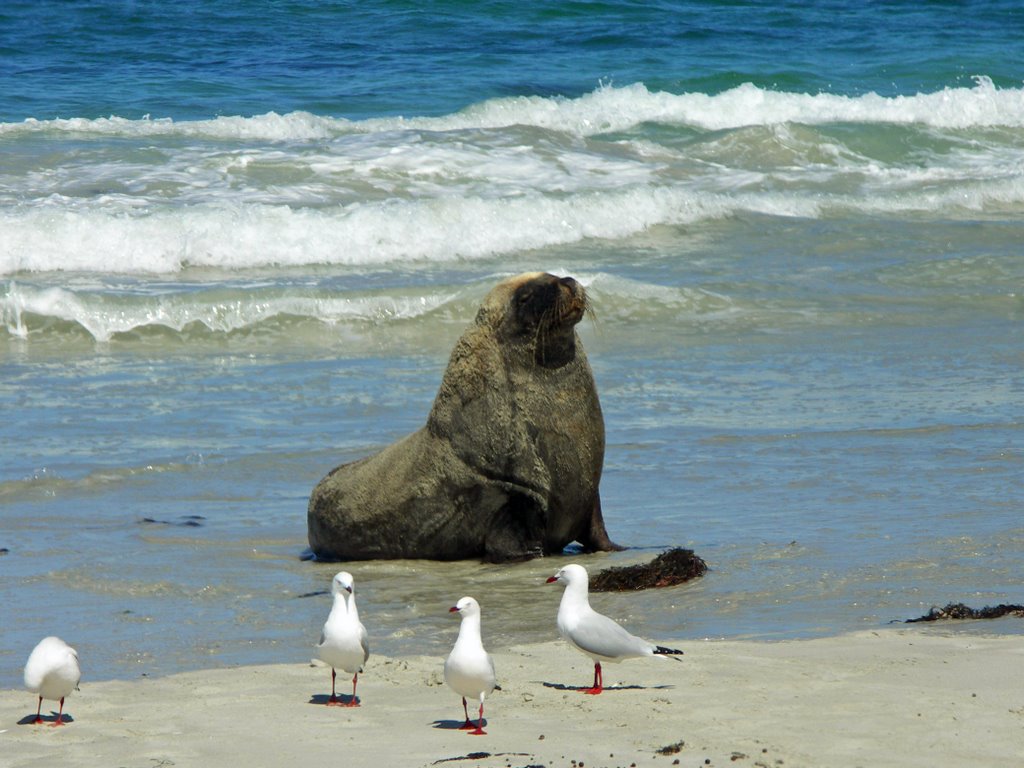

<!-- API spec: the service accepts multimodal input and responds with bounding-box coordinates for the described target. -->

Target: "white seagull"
[546,563,683,694]
[444,596,497,735]
[24,636,81,726]
[316,571,370,707]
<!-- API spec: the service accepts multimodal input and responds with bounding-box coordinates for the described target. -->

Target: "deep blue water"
[4,0,1024,123]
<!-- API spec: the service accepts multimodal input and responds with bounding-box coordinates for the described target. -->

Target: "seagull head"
[331,571,355,596]
[546,563,588,586]
[449,596,480,617]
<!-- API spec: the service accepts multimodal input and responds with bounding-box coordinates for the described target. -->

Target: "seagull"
[24,636,81,726]
[444,596,497,735]
[546,563,683,694]
[316,571,369,707]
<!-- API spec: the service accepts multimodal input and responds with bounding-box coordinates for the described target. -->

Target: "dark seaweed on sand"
[656,740,686,755]
[906,602,1024,623]
[590,548,707,592]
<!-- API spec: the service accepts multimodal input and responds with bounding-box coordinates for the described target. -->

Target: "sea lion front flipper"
[482,490,546,563]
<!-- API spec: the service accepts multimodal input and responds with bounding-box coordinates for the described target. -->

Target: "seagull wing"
[360,622,370,664]
[569,608,652,660]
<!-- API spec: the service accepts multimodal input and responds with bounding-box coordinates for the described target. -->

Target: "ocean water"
[2,1,1024,689]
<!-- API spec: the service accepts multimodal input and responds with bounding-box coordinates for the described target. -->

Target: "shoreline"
[3,629,1022,768]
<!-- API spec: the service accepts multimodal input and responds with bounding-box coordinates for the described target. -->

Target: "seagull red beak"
[545,576,558,583]
[449,606,460,613]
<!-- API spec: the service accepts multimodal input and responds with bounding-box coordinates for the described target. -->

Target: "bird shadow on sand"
[538,681,674,692]
[17,713,75,726]
[431,718,489,731]
[308,693,360,707]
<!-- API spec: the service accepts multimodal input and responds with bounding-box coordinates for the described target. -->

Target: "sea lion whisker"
[583,296,598,329]
[534,326,548,365]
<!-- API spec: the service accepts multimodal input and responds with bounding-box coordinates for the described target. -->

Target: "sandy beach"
[3,628,1021,768]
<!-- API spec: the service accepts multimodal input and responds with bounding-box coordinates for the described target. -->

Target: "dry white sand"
[3,629,1022,768]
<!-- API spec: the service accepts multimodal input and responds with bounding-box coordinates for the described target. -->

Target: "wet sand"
[3,629,1022,767]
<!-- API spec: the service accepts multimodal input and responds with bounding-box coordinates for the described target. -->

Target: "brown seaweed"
[590,548,707,592]
[906,602,1024,623]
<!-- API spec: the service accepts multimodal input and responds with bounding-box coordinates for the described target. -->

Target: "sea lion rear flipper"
[579,493,624,552]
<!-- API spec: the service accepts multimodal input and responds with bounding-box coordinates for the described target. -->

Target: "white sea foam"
[2,268,765,343]
[1,281,462,342]
[3,78,1023,141]
[3,80,1024,276]
[0,188,742,275]
[0,111,344,141]
[6,169,1024,277]
[408,78,1024,134]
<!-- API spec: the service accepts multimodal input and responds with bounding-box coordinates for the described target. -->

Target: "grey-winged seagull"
[24,636,81,725]
[444,596,497,735]
[316,571,370,706]
[546,563,683,694]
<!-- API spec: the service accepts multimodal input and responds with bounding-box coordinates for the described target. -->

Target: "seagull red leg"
[34,695,43,724]
[458,696,475,729]
[51,697,67,727]
[583,661,603,695]
[342,672,360,707]
[469,701,487,735]
[327,667,342,706]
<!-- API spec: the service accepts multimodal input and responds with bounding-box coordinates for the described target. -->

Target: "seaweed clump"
[590,548,707,592]
[906,603,1024,623]
[656,740,686,755]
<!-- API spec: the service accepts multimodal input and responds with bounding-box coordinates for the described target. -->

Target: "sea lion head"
[478,272,590,368]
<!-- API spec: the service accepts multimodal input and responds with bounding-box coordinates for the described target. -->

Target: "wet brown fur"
[308,272,619,562]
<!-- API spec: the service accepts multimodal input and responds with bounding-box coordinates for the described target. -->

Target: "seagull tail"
[653,645,684,661]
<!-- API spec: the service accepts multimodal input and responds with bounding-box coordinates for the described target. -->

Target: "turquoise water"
[2,1,1023,688]
[4,0,1023,121]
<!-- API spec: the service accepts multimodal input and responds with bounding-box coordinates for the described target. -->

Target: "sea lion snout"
[556,276,587,325]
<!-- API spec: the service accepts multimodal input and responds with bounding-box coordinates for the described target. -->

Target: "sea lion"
[307,271,621,563]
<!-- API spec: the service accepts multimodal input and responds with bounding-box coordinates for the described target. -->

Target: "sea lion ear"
[475,284,515,328]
